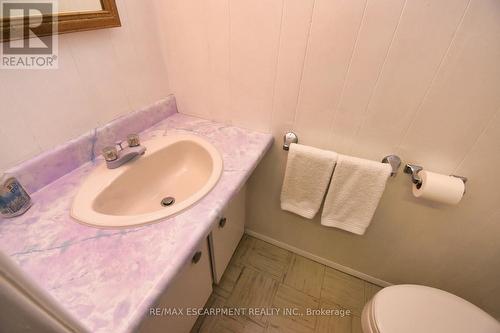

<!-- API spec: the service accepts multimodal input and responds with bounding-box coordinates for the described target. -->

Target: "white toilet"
[361,285,500,333]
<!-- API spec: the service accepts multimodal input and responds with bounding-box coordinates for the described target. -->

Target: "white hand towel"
[280,143,338,219]
[321,155,391,235]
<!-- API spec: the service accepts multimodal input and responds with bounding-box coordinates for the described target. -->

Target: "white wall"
[0,0,171,173]
[155,0,500,317]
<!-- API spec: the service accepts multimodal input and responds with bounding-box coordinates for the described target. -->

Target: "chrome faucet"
[102,134,146,169]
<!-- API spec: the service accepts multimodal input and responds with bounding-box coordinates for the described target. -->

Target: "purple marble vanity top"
[0,96,273,333]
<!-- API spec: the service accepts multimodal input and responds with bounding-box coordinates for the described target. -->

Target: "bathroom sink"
[71,134,223,228]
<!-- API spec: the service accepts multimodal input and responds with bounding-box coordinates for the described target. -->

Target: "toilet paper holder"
[404,163,467,190]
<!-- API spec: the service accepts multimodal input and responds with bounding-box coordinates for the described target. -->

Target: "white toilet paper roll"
[412,171,465,205]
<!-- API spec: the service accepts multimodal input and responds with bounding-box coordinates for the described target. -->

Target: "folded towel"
[280,143,338,219]
[321,155,391,235]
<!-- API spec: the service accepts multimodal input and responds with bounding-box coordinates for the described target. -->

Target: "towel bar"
[283,132,298,150]
[282,132,401,176]
[382,155,401,177]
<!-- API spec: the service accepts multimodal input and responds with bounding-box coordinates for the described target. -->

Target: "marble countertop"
[0,109,273,332]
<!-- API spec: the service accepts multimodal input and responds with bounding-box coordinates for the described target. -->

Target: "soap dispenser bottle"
[0,175,32,218]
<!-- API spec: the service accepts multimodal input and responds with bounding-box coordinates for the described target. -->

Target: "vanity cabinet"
[138,239,212,333]
[138,186,246,332]
[210,186,246,283]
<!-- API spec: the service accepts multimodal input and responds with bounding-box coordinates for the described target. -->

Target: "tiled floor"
[192,235,382,333]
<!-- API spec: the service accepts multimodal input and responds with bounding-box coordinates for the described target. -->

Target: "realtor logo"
[1,0,58,69]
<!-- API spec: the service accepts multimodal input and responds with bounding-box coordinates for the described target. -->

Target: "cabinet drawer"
[138,239,212,333]
[211,186,246,283]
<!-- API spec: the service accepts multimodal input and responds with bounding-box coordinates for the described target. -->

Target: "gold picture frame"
[1,0,121,42]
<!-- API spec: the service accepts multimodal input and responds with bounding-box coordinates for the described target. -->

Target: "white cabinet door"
[211,186,246,283]
[138,239,212,333]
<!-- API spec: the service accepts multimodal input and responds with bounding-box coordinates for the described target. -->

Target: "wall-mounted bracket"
[382,155,401,177]
[283,132,298,151]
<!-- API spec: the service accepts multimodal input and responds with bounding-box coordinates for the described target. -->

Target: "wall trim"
[245,229,392,288]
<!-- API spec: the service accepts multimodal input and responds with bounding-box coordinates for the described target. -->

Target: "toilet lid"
[371,285,500,333]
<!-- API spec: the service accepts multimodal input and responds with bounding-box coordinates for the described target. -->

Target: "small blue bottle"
[0,176,32,218]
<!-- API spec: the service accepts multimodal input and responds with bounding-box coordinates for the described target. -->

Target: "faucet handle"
[127,133,140,147]
[102,146,118,161]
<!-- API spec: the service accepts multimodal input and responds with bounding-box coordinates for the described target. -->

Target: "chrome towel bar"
[283,132,298,151]
[382,155,401,177]
[282,132,401,177]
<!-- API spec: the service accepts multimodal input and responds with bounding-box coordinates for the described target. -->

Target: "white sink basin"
[71,134,223,228]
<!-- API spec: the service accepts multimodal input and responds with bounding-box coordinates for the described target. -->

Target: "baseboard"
[244,229,392,288]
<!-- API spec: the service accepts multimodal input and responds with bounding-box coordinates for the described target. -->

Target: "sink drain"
[161,197,175,207]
